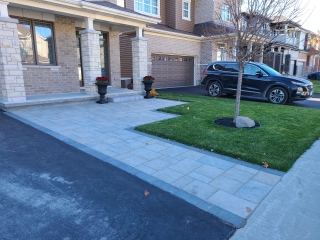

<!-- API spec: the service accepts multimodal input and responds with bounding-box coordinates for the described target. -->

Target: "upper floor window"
[182,0,191,20]
[17,18,56,65]
[135,0,159,17]
[222,5,230,21]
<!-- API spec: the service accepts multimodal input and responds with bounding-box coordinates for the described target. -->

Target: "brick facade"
[22,15,79,96]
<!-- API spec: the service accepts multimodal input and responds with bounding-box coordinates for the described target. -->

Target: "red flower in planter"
[96,76,110,85]
[143,75,155,81]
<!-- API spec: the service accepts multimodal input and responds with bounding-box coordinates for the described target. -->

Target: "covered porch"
[0,0,159,105]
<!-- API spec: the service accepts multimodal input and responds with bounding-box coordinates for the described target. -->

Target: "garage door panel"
[152,54,194,88]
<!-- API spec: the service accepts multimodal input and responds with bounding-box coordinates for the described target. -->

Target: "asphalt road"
[157,86,320,109]
[0,112,235,240]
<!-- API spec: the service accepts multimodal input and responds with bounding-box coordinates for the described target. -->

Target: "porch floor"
[0,88,145,111]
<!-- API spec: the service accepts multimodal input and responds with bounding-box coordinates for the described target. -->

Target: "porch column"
[131,27,148,91]
[79,18,101,94]
[259,44,264,63]
[271,45,275,52]
[109,30,121,88]
[0,0,26,103]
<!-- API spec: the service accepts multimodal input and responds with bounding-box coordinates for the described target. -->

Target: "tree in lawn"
[199,0,307,123]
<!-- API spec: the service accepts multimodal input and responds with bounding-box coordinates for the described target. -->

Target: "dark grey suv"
[201,61,313,104]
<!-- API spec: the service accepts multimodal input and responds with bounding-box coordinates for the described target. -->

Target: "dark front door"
[242,64,267,96]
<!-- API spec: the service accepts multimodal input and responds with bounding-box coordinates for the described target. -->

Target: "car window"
[224,63,239,72]
[212,63,225,71]
[244,64,261,75]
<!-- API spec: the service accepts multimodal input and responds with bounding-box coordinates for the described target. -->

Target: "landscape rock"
[236,116,255,128]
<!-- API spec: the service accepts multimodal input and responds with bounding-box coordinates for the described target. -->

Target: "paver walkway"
[7,99,284,227]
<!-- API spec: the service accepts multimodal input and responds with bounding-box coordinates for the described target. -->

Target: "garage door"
[151,54,194,88]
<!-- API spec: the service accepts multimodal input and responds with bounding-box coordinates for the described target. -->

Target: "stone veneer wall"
[144,33,201,82]
[109,30,121,88]
[22,15,79,96]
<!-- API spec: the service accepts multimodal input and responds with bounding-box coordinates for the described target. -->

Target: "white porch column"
[271,45,275,52]
[259,44,264,63]
[0,0,26,103]
[79,18,101,94]
[131,27,148,91]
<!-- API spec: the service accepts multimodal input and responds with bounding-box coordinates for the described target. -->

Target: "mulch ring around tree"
[213,118,261,129]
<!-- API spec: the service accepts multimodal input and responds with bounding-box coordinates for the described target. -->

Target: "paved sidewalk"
[7,99,284,227]
[231,140,320,239]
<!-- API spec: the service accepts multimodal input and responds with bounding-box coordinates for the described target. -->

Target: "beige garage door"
[151,54,194,88]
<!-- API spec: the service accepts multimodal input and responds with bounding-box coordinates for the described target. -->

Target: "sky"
[301,0,319,32]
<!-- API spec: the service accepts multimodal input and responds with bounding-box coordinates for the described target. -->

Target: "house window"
[217,43,227,61]
[182,0,191,20]
[17,18,56,65]
[222,5,230,21]
[135,0,159,16]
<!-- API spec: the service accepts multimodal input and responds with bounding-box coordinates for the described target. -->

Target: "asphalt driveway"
[0,112,235,239]
[157,86,320,109]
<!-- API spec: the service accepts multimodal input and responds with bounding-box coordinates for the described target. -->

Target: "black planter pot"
[95,83,108,104]
[142,80,154,99]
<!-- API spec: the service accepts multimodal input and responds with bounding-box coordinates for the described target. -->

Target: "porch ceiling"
[9,0,160,29]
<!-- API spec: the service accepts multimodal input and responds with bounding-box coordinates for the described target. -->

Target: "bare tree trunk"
[233,67,243,123]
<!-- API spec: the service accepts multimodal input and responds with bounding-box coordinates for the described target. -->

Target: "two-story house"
[0,0,318,108]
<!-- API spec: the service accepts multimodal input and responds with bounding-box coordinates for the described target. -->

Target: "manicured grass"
[136,93,320,172]
[311,80,320,93]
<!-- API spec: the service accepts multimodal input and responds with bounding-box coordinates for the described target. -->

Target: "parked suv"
[201,61,313,104]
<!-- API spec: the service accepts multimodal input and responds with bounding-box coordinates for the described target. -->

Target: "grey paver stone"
[222,167,254,183]
[235,180,273,204]
[207,190,257,218]
[171,175,195,188]
[198,155,235,170]
[180,150,205,160]
[144,159,172,171]
[188,172,212,183]
[183,180,218,200]
[136,164,157,175]
[195,164,225,179]
[131,148,161,160]
[120,155,149,167]
[152,168,184,183]
[144,143,168,152]
[210,175,244,194]
[169,159,203,174]
[159,146,188,157]
[252,171,282,186]
[234,164,259,175]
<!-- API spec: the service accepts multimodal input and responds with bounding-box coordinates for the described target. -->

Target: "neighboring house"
[0,0,318,105]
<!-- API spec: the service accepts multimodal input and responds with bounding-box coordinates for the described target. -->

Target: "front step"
[108,95,144,102]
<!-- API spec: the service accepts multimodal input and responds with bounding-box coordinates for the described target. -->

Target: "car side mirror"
[256,71,263,77]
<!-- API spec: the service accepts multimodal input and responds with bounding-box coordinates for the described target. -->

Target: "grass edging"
[136,92,320,172]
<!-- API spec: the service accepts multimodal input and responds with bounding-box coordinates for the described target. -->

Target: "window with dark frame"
[17,18,56,65]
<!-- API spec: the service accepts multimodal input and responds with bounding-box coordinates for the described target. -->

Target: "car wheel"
[207,82,222,97]
[267,87,288,104]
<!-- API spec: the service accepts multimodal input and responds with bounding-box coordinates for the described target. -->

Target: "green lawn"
[311,80,320,93]
[136,93,320,172]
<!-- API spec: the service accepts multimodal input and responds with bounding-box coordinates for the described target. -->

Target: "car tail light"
[202,71,207,79]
